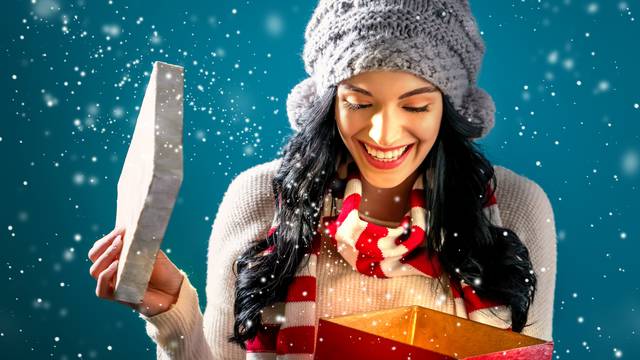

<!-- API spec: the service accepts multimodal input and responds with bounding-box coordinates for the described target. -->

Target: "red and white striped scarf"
[245,157,511,359]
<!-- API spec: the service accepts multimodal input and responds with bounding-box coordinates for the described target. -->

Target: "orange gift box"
[314,305,553,360]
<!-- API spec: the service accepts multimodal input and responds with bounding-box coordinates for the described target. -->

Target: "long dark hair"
[229,85,537,347]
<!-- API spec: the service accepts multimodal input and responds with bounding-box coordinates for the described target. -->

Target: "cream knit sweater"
[139,158,557,359]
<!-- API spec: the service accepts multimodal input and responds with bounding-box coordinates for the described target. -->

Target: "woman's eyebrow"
[339,83,438,99]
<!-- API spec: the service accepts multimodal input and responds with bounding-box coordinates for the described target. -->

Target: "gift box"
[315,305,553,360]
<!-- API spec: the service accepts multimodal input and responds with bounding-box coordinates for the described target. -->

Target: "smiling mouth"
[358,140,413,161]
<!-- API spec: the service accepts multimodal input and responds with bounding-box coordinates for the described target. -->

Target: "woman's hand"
[88,227,185,317]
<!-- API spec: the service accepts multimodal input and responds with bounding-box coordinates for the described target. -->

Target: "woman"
[88,1,557,359]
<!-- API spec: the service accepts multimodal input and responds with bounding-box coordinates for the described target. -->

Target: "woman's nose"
[368,111,403,147]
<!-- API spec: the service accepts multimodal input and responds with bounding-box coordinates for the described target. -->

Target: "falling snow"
[2,0,639,359]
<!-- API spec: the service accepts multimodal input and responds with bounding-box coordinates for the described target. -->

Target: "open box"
[315,305,553,359]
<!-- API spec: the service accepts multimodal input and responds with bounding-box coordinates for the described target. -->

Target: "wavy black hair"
[229,85,537,347]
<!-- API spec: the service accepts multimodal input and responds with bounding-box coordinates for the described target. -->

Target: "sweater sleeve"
[494,166,557,342]
[139,158,281,359]
[139,269,213,359]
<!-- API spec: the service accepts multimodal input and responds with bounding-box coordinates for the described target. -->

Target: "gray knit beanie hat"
[285,0,496,139]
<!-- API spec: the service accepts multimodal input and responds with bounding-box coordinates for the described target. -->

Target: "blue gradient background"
[1,0,638,359]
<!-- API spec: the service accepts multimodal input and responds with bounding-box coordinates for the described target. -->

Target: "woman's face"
[335,70,443,188]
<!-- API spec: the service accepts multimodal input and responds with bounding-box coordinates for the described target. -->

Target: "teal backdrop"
[1,0,638,359]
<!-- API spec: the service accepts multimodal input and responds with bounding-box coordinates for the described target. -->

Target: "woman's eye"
[403,105,430,113]
[342,100,430,113]
[342,100,370,111]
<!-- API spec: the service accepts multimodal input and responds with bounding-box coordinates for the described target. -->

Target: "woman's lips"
[358,141,414,170]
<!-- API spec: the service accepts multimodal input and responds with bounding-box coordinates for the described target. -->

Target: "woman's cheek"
[337,111,361,137]
[418,112,442,139]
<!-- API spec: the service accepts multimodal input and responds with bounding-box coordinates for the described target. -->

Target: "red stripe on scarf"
[261,226,279,255]
[355,253,387,278]
[410,188,426,208]
[324,215,339,247]
[462,285,505,313]
[355,222,388,278]
[396,224,425,250]
[399,246,442,278]
[485,183,497,206]
[245,324,280,353]
[449,276,462,298]
[268,225,277,237]
[355,222,388,259]
[276,326,316,355]
[311,232,323,255]
[285,276,317,302]
[338,192,359,225]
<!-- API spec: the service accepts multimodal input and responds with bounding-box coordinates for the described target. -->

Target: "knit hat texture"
[286,0,495,139]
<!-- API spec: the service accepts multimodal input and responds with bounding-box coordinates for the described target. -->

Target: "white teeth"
[363,143,408,161]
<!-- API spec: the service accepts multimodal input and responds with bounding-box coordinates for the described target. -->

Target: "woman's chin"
[357,163,415,189]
